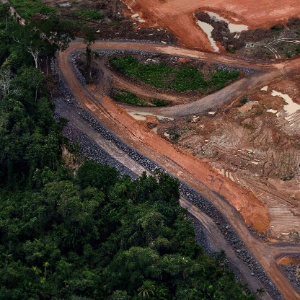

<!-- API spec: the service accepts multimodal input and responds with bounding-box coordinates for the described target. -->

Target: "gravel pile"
[280,265,300,293]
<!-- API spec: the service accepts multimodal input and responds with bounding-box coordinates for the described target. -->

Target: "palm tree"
[138,280,156,298]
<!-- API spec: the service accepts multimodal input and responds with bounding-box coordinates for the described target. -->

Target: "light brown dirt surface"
[121,0,300,50]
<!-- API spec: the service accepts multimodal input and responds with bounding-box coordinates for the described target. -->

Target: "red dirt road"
[121,0,300,50]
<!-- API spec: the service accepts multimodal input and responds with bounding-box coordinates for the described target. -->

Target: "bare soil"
[158,75,300,240]
[277,256,300,266]
[121,0,300,52]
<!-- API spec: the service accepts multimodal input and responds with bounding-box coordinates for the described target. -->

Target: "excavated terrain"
[156,75,300,240]
[120,0,300,51]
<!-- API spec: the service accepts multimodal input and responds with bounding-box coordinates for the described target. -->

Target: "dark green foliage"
[10,0,57,20]
[109,55,240,93]
[285,51,292,58]
[151,98,169,106]
[271,24,284,31]
[0,79,63,188]
[113,89,150,106]
[240,96,248,105]
[72,9,104,20]
[0,171,255,300]
[113,89,169,107]
[76,161,120,192]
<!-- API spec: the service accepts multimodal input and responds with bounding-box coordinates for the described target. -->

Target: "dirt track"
[121,0,300,50]
[58,40,300,299]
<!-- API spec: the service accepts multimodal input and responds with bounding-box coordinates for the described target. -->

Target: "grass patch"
[113,90,169,107]
[109,56,240,93]
[72,9,104,20]
[114,90,149,106]
[151,98,169,107]
[10,0,56,19]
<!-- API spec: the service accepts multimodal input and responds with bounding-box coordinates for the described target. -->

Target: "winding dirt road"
[58,40,300,299]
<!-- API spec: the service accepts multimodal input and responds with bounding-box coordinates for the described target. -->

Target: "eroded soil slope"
[121,0,300,51]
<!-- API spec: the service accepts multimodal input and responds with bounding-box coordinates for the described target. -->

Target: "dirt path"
[58,40,300,299]
[121,0,300,50]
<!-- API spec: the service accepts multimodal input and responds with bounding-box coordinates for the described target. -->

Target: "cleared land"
[121,0,300,51]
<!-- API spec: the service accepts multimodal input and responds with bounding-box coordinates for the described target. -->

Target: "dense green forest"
[0,4,255,299]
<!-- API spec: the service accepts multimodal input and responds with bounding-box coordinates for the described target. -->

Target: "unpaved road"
[58,40,300,299]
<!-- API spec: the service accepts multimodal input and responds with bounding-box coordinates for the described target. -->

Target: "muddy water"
[196,20,219,52]
[207,11,248,33]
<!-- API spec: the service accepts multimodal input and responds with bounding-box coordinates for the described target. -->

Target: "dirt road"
[58,40,300,299]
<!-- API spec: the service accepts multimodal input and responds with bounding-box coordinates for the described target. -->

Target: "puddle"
[129,111,174,121]
[261,86,268,92]
[196,20,219,52]
[207,12,248,33]
[271,90,300,120]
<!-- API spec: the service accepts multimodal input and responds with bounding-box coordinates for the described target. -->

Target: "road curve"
[58,40,300,299]
[85,40,300,117]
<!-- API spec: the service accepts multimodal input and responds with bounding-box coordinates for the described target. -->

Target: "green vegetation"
[0,5,255,299]
[109,55,240,93]
[151,98,169,106]
[285,51,292,58]
[114,89,149,106]
[226,47,236,54]
[113,89,169,107]
[10,0,56,19]
[0,163,255,299]
[72,9,104,20]
[271,24,284,31]
[240,96,248,105]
